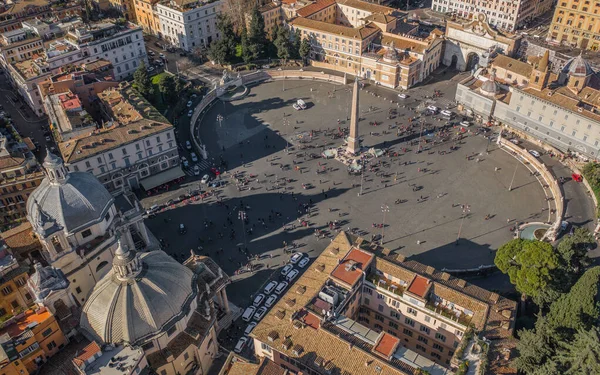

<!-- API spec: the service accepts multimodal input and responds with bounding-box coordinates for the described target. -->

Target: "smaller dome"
[383,41,399,63]
[481,73,497,96]
[43,149,61,167]
[562,54,593,77]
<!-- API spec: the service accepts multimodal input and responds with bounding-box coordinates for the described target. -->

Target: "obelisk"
[346,76,360,155]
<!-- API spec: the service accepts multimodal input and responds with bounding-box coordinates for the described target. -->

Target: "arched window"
[95,261,109,273]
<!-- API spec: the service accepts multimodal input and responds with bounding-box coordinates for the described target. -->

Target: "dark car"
[179,223,187,234]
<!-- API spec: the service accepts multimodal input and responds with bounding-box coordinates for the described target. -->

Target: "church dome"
[80,241,197,345]
[26,150,114,236]
[562,54,593,77]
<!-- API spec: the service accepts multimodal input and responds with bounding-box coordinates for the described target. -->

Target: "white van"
[241,306,256,322]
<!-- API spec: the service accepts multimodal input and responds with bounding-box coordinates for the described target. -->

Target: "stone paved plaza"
[145,78,551,305]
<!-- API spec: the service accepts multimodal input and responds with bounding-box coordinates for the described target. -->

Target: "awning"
[140,167,185,190]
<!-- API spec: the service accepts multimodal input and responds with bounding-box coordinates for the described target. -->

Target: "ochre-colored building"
[133,0,161,35]
[0,308,68,374]
[548,0,600,50]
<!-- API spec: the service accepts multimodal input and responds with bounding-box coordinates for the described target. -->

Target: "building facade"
[55,83,182,192]
[0,242,33,320]
[0,130,43,231]
[457,53,600,160]
[431,0,552,31]
[64,22,148,81]
[0,0,81,34]
[547,0,600,50]
[289,0,443,89]
[133,0,162,35]
[156,0,222,52]
[250,233,517,375]
[443,13,521,72]
[0,308,68,374]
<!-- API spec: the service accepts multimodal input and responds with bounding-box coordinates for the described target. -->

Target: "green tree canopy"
[299,38,311,64]
[240,25,252,64]
[515,267,600,375]
[557,327,600,375]
[207,14,237,65]
[133,62,153,98]
[158,74,176,104]
[247,5,266,60]
[494,238,558,299]
[274,26,291,60]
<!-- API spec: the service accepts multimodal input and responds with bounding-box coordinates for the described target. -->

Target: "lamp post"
[216,114,223,128]
[380,204,389,245]
[456,204,470,245]
[508,162,518,191]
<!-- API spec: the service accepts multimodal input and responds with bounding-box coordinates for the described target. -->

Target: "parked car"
[187,101,193,107]
[280,264,293,276]
[264,280,278,294]
[234,337,248,353]
[298,257,310,268]
[293,99,307,110]
[509,138,521,145]
[193,165,200,176]
[290,252,304,264]
[275,281,288,295]
[159,53,165,59]
[148,50,155,56]
[397,93,408,99]
[440,109,453,117]
[459,121,472,127]
[427,105,438,113]
[244,322,257,335]
[181,157,189,168]
[241,306,256,322]
[253,293,265,307]
[253,306,268,321]
[146,66,154,73]
[286,269,299,282]
[190,152,198,162]
[187,109,193,117]
[528,149,541,158]
[264,294,277,308]
[200,174,211,184]
[210,167,221,176]
[209,180,224,188]
[185,140,192,150]
[179,223,187,234]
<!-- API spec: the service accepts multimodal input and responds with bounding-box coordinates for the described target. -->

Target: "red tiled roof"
[407,275,430,298]
[297,0,335,17]
[330,248,373,287]
[304,311,320,330]
[73,341,101,367]
[373,332,399,358]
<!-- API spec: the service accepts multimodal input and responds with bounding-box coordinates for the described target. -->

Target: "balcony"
[366,273,404,297]
[425,301,473,327]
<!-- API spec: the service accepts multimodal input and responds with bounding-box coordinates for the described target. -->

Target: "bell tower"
[529,51,550,91]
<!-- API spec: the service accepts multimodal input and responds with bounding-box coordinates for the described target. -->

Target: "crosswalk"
[183,159,213,176]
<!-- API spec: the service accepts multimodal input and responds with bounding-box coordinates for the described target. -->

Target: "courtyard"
[145,77,552,306]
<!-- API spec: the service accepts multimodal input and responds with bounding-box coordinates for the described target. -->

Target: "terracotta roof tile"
[289,17,380,40]
[73,341,101,367]
[296,0,335,17]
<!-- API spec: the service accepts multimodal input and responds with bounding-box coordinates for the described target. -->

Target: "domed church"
[26,150,156,320]
[79,241,231,375]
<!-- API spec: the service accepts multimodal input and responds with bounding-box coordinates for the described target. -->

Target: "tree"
[274,26,291,61]
[494,239,559,300]
[557,327,600,375]
[175,76,185,97]
[240,26,252,64]
[556,228,594,276]
[247,5,266,60]
[133,62,153,98]
[208,41,229,65]
[299,38,311,65]
[158,74,176,104]
[515,317,558,374]
[291,29,302,59]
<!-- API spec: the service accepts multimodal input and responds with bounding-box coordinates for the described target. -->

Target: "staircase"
[217,302,243,333]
